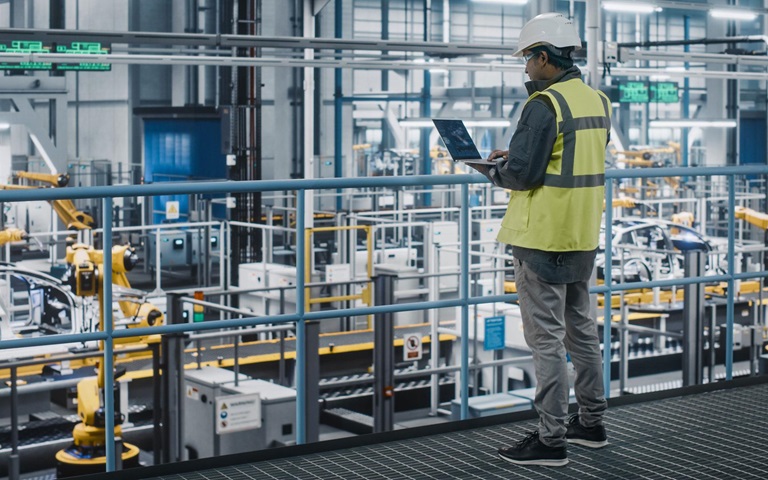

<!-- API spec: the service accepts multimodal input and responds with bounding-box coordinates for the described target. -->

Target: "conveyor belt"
[73,375,768,480]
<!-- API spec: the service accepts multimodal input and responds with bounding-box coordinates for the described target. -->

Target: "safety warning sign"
[403,334,422,361]
[215,392,261,434]
[166,200,180,220]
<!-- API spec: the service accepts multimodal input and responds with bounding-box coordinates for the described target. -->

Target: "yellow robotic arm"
[57,243,161,476]
[2,171,95,230]
[15,170,70,187]
[65,244,164,344]
[735,206,768,230]
[0,227,26,245]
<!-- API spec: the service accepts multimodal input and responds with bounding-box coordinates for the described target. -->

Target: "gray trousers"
[514,258,607,448]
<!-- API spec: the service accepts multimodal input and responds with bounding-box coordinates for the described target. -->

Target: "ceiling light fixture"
[470,0,529,5]
[649,119,737,128]
[464,120,511,127]
[399,118,511,128]
[709,9,758,21]
[399,120,435,128]
[602,2,660,14]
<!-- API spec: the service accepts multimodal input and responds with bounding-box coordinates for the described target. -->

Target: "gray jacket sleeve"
[489,98,557,191]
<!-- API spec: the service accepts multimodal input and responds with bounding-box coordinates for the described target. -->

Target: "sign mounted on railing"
[484,316,505,351]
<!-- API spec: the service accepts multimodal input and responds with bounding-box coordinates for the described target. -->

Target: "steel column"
[603,180,613,397]
[460,183,469,418]
[682,250,705,386]
[726,175,736,379]
[103,197,117,472]
[295,189,307,443]
[161,293,185,463]
[10,367,19,480]
[373,273,395,433]
[334,0,343,211]
[303,320,320,442]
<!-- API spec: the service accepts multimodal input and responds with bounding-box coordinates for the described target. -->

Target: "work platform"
[74,376,768,480]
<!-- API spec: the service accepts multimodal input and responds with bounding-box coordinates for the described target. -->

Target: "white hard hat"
[513,13,582,57]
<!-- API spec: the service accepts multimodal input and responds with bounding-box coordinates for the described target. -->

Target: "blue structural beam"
[681,15,690,169]
[603,180,613,397]
[459,183,469,419]
[334,0,343,211]
[102,197,116,471]
[2,166,767,204]
[726,176,736,379]
[296,190,307,444]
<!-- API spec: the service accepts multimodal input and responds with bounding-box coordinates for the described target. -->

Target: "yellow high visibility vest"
[496,78,611,252]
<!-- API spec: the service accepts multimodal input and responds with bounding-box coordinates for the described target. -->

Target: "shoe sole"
[498,453,569,467]
[567,438,608,449]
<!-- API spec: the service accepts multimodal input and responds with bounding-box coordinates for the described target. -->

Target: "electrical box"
[146,229,189,268]
[183,367,296,459]
[187,228,222,265]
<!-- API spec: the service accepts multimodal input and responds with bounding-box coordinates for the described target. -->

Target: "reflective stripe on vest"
[542,87,610,189]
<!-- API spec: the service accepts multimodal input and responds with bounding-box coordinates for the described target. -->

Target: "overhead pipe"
[585,0,599,88]
[617,35,768,50]
[421,0,432,206]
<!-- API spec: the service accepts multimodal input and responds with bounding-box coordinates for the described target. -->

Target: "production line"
[2,0,768,478]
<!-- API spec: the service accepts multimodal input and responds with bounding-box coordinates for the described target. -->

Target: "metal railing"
[1,165,767,473]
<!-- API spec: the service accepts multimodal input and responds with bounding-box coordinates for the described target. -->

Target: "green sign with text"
[0,40,110,71]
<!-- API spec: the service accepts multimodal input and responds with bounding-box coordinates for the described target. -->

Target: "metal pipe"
[459,183,469,419]
[334,0,343,211]
[617,35,768,49]
[603,179,613,397]
[597,320,684,338]
[2,167,768,205]
[726,175,736,379]
[10,366,19,480]
[103,197,116,472]
[585,0,599,89]
[295,189,306,444]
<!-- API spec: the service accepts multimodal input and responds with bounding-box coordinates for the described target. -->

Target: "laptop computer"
[432,119,495,167]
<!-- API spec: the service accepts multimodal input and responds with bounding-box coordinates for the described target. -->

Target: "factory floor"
[68,375,768,480]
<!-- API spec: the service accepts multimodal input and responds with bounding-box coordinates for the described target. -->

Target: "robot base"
[55,441,141,478]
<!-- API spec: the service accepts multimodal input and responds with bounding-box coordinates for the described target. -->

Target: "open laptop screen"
[432,119,483,161]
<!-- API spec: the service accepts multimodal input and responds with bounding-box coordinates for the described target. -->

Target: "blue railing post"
[726,175,735,379]
[603,180,613,397]
[103,197,116,471]
[460,183,469,419]
[295,190,306,443]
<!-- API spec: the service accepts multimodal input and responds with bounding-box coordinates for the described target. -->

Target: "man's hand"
[487,150,509,161]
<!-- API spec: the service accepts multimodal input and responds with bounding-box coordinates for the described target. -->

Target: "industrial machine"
[1,171,95,230]
[183,367,296,459]
[54,243,163,477]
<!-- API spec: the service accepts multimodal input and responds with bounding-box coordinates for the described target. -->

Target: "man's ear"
[539,50,549,66]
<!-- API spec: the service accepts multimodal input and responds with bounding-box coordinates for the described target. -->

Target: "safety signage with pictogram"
[403,333,422,361]
[215,392,261,434]
[166,200,180,220]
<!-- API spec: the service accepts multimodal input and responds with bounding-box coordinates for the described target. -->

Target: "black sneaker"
[498,431,568,467]
[566,414,608,448]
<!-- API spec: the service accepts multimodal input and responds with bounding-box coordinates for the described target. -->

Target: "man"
[478,13,611,467]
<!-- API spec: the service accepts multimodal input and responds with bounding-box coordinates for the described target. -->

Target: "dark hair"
[531,45,574,70]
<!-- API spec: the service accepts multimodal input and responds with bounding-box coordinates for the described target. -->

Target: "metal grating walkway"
[79,378,768,480]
